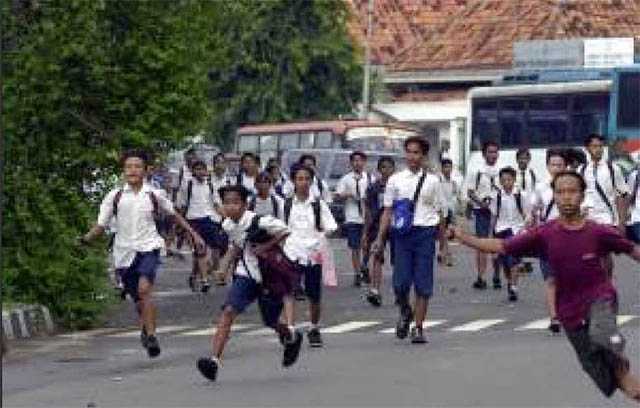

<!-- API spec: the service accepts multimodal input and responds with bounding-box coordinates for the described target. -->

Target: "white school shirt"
[177,178,219,221]
[176,165,193,190]
[211,172,233,191]
[97,183,175,268]
[383,168,442,227]
[222,211,289,283]
[283,196,337,266]
[439,175,461,213]
[581,159,628,225]
[283,177,331,202]
[490,189,526,234]
[336,171,370,224]
[237,173,257,196]
[628,169,640,224]
[515,167,537,195]
[531,181,559,222]
[252,194,285,220]
[465,164,499,209]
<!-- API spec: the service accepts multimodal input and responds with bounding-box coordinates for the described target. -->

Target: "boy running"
[451,171,640,402]
[197,185,303,382]
[248,172,285,220]
[82,149,205,358]
[362,156,396,307]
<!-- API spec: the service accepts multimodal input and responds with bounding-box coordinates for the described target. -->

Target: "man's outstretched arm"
[451,226,506,254]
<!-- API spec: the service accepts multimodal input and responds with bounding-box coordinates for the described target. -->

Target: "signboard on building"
[583,38,635,68]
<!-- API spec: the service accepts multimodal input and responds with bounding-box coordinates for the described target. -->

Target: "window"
[471,100,499,150]
[315,131,333,148]
[498,99,526,148]
[300,132,315,149]
[571,94,609,143]
[238,135,259,152]
[260,134,278,152]
[278,133,299,150]
[527,97,569,146]
[617,72,640,129]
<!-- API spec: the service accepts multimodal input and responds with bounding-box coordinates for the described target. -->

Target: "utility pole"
[360,0,374,119]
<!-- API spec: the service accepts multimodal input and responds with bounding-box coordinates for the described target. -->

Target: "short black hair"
[546,148,566,164]
[564,148,587,166]
[349,150,367,161]
[551,171,587,193]
[121,149,150,166]
[266,165,280,174]
[219,184,250,202]
[240,152,259,163]
[289,162,314,180]
[191,159,207,170]
[499,166,517,178]
[482,140,499,154]
[213,153,226,164]
[255,171,272,183]
[584,133,605,147]
[298,154,317,166]
[404,136,429,154]
[378,156,396,169]
[516,148,531,159]
[441,158,453,167]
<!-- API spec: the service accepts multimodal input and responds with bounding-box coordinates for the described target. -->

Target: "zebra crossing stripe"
[617,315,637,325]
[108,325,191,338]
[515,319,551,331]
[379,320,446,334]
[322,321,381,334]
[450,319,505,332]
[177,324,256,337]
[245,322,312,336]
[59,328,128,339]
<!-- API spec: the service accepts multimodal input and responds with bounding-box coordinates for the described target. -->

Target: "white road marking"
[379,320,446,334]
[449,319,506,332]
[618,315,637,325]
[515,319,551,331]
[322,321,381,334]
[58,328,130,339]
[154,289,196,298]
[244,322,311,336]
[107,325,191,338]
[177,324,256,337]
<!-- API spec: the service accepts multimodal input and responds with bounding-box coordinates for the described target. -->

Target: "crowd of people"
[80,133,640,401]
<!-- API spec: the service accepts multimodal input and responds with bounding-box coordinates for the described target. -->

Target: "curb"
[2,305,55,340]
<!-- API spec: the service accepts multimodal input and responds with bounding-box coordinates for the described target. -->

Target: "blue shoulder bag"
[391,173,426,236]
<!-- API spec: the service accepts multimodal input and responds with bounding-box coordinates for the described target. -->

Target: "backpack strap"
[543,198,555,221]
[312,199,323,232]
[270,195,279,218]
[178,167,184,188]
[112,189,123,217]
[475,171,482,191]
[248,195,257,211]
[284,197,293,225]
[236,172,243,186]
[607,160,617,192]
[633,171,640,206]
[317,177,324,196]
[185,180,194,213]
[530,169,537,186]
[147,191,160,219]
[579,164,586,176]
[515,192,524,219]
[412,172,427,204]
[496,190,502,218]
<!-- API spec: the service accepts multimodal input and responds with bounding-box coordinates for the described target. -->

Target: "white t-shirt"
[337,171,371,224]
[515,167,538,195]
[283,176,331,202]
[465,164,500,209]
[251,194,285,220]
[177,179,219,221]
[439,175,461,213]
[490,189,526,234]
[581,160,628,225]
[383,168,442,227]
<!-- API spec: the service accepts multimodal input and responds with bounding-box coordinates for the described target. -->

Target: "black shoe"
[308,328,323,348]
[283,329,303,367]
[201,281,211,293]
[508,285,518,302]
[188,275,196,292]
[360,267,370,285]
[146,335,161,358]
[395,306,413,339]
[366,291,382,307]
[197,357,219,381]
[472,278,487,290]
[140,327,149,348]
[410,326,427,344]
[492,277,502,290]
[353,273,362,287]
[548,318,561,334]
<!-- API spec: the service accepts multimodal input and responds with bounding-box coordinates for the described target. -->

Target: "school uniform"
[465,164,499,237]
[210,172,233,192]
[439,175,461,226]
[490,188,526,270]
[222,211,289,328]
[384,168,442,299]
[364,179,394,263]
[626,169,640,243]
[177,178,226,251]
[249,194,285,221]
[515,167,538,196]
[97,183,175,301]
[337,171,371,250]
[283,176,331,202]
[580,159,628,225]
[236,172,257,196]
[283,196,337,304]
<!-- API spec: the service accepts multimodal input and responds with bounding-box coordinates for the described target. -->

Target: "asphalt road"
[3,239,640,407]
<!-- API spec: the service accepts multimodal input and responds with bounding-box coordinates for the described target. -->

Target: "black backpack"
[283,197,323,232]
[112,188,163,233]
[184,179,214,214]
[248,194,280,219]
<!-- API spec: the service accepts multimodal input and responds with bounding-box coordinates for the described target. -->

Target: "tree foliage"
[1,0,362,327]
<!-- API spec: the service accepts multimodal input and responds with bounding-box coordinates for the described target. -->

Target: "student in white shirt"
[438,158,462,267]
[465,141,500,290]
[372,137,442,344]
[626,166,640,244]
[266,156,289,197]
[282,154,330,202]
[490,167,527,302]
[236,152,260,196]
[198,185,304,382]
[335,151,370,287]
[249,172,285,220]
[530,148,567,333]
[177,160,224,292]
[515,148,538,196]
[211,153,233,190]
[282,164,337,348]
[82,149,205,359]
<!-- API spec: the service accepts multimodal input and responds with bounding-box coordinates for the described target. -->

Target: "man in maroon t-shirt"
[451,171,640,402]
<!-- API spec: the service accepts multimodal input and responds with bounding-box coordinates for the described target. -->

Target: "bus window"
[471,99,499,150]
[238,135,259,152]
[618,72,640,129]
[498,99,526,148]
[528,96,569,146]
[260,134,278,152]
[315,131,333,148]
[300,132,314,149]
[279,133,299,150]
[571,94,609,143]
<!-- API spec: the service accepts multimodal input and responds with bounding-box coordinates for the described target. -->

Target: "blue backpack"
[392,173,426,236]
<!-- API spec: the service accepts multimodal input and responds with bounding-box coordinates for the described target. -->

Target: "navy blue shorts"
[494,229,521,269]
[223,275,283,329]
[117,250,160,303]
[343,223,364,250]
[188,217,228,251]
[392,226,437,299]
[298,264,322,304]
[626,222,640,244]
[473,209,492,238]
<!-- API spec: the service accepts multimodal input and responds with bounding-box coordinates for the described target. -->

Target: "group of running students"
[80,133,640,402]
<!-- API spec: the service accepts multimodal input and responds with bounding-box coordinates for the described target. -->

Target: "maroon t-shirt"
[504,220,635,330]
